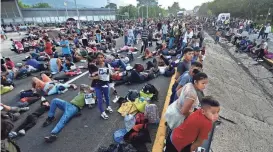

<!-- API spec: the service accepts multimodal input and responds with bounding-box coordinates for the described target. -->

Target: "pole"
[142,7,143,18]
[74,0,80,28]
[65,6,69,20]
[146,5,148,18]
[265,8,271,25]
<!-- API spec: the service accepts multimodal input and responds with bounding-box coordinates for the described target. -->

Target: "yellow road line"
[152,72,176,152]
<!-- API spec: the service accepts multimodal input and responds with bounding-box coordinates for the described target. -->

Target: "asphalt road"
[1,33,171,152]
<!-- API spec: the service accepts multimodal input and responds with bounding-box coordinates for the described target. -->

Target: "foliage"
[117,4,167,19]
[32,3,51,8]
[18,0,31,8]
[18,0,51,8]
[167,2,186,15]
[198,0,273,22]
[105,3,117,10]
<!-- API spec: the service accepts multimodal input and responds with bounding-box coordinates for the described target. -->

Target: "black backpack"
[126,90,139,102]
[142,84,159,101]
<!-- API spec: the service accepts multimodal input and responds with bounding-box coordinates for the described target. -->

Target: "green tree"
[105,3,117,10]
[168,2,181,15]
[18,0,31,8]
[32,3,51,8]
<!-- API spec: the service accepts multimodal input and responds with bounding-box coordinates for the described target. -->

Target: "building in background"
[1,0,116,24]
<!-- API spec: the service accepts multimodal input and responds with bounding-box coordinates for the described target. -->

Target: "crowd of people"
[1,16,222,152]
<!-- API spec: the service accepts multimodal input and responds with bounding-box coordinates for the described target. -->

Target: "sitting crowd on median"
[1,16,223,152]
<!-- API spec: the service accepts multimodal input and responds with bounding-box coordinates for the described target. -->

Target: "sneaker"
[9,131,17,138]
[18,129,26,136]
[44,134,57,143]
[106,106,113,113]
[101,111,109,120]
[43,117,55,127]
[41,96,46,102]
[113,90,118,95]
[137,55,142,58]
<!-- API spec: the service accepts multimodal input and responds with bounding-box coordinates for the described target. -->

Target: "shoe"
[41,96,46,102]
[44,134,57,143]
[43,117,55,127]
[101,111,109,120]
[106,106,113,113]
[9,131,17,138]
[113,90,118,95]
[18,129,26,136]
[137,55,142,58]
[20,107,30,112]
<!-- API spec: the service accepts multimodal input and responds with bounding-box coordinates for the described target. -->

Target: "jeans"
[170,83,178,105]
[110,59,127,71]
[181,42,187,53]
[96,34,101,43]
[124,36,128,46]
[95,85,110,113]
[162,34,167,42]
[168,37,175,49]
[15,114,38,132]
[48,98,79,134]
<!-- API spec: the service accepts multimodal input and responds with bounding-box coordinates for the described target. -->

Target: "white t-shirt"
[265,26,271,33]
[82,33,87,39]
[183,31,193,43]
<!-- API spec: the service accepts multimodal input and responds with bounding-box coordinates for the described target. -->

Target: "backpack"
[133,63,144,72]
[144,104,160,124]
[126,90,139,102]
[135,113,146,125]
[123,124,151,144]
[113,128,128,143]
[124,114,136,131]
[19,90,40,98]
[141,84,159,101]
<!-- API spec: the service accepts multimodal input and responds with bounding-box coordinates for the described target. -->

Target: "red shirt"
[171,109,212,151]
[5,61,15,69]
[45,42,53,55]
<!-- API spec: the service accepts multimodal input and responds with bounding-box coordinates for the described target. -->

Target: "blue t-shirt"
[26,59,40,69]
[60,40,71,55]
[178,71,192,87]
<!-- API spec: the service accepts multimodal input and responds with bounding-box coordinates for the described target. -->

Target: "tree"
[18,0,31,8]
[32,3,51,8]
[168,2,180,15]
[105,3,117,10]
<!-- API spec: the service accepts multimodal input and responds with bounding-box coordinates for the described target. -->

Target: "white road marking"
[65,71,89,84]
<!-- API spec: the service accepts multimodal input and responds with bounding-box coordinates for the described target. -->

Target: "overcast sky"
[102,0,212,10]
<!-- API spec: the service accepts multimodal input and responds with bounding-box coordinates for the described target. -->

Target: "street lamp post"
[74,0,80,28]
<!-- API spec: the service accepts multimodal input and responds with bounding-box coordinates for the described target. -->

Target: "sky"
[91,0,212,10]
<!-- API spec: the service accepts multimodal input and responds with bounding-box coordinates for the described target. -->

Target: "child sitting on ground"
[165,96,220,152]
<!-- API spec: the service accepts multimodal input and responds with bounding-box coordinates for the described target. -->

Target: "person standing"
[264,23,272,39]
[258,24,265,39]
[89,52,113,119]
[60,36,71,58]
[162,22,168,42]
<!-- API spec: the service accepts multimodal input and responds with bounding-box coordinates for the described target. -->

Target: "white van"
[217,13,230,23]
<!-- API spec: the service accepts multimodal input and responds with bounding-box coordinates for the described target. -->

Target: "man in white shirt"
[181,28,193,51]
[162,22,168,42]
[264,23,271,39]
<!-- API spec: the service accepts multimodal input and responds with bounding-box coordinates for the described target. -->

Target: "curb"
[152,72,176,152]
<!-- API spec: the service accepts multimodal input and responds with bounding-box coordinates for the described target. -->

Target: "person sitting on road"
[142,48,153,60]
[5,58,15,70]
[8,98,49,138]
[32,73,77,96]
[42,84,90,143]
[176,61,203,92]
[165,72,209,130]
[165,96,220,152]
[118,46,138,53]
[62,57,81,76]
[191,47,203,63]
[49,56,62,75]
[25,56,47,71]
[1,58,8,72]
[1,103,29,123]
[170,48,194,104]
